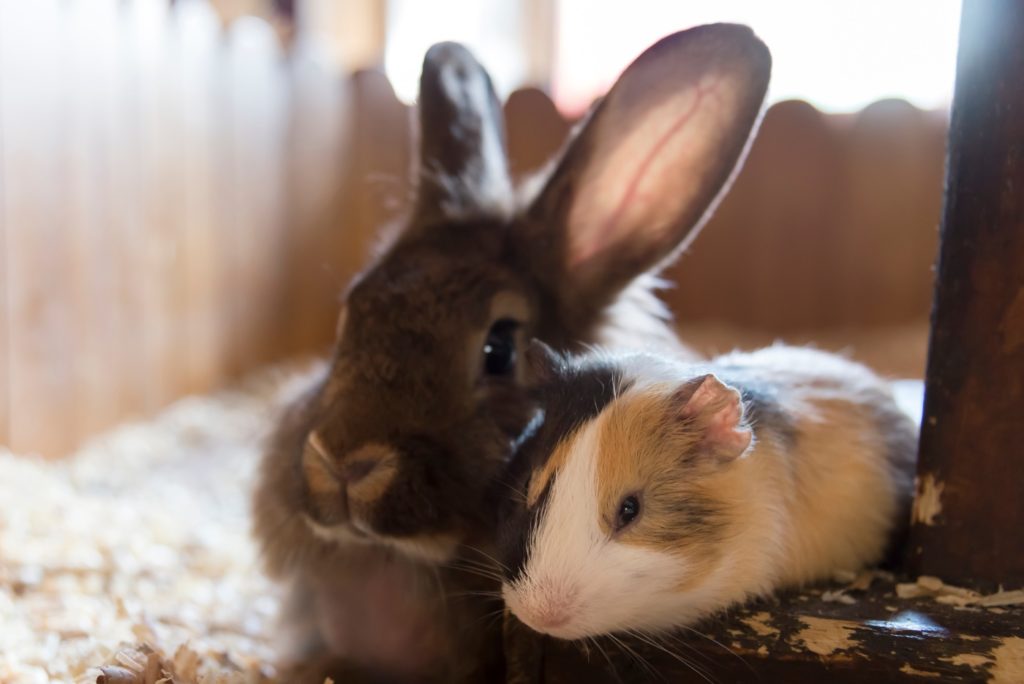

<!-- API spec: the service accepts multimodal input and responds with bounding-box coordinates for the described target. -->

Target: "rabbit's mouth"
[305,514,461,565]
[305,515,370,544]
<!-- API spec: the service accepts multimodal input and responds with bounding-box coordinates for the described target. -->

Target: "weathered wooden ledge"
[503,576,1024,683]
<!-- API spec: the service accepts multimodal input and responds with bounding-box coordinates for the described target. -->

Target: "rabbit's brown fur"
[253,24,771,682]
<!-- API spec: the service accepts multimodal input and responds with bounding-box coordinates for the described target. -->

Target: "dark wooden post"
[908,0,1024,588]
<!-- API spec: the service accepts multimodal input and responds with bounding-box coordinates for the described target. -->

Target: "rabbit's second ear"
[524,339,564,387]
[415,42,512,223]
[529,24,770,304]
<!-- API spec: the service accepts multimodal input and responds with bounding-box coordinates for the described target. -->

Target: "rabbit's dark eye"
[483,319,519,376]
[616,495,641,530]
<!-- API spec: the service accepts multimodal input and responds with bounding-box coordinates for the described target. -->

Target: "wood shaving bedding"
[896,576,1024,608]
[0,363,323,684]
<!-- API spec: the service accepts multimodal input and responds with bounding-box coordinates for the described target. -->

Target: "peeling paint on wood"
[912,474,944,525]
[742,611,779,638]
[1000,288,1024,354]
[793,616,857,656]
[942,653,992,669]
[900,664,942,678]
[990,637,1024,684]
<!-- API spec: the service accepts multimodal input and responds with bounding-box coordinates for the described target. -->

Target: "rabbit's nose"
[343,443,400,504]
[303,432,350,525]
[341,459,377,483]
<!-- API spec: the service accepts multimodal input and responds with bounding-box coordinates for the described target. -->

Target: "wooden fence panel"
[122,0,178,417]
[334,70,412,289]
[0,0,336,456]
[667,100,847,329]
[177,0,233,396]
[279,48,349,357]
[223,17,291,372]
[0,0,78,456]
[833,100,946,327]
[61,0,130,437]
[0,0,7,448]
[504,87,570,181]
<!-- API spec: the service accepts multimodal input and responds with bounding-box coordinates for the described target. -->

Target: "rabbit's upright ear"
[415,43,512,222]
[529,24,771,305]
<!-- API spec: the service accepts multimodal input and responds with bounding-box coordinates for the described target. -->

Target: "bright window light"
[554,0,962,115]
[385,0,527,103]
[385,0,961,115]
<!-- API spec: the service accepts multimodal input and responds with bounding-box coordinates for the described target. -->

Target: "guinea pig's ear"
[675,374,753,463]
[524,339,564,387]
[414,42,512,223]
[527,24,770,309]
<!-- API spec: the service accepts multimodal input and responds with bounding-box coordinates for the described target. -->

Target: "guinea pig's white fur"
[502,344,917,639]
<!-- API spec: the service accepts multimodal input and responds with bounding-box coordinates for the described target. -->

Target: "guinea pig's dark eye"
[616,495,641,530]
[483,319,519,376]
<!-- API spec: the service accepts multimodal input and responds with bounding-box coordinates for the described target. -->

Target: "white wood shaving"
[0,362,324,683]
[895,576,1024,608]
[821,590,858,605]
[822,568,896,603]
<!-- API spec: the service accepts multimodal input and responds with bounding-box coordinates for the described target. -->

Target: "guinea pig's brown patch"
[526,435,574,508]
[595,388,730,563]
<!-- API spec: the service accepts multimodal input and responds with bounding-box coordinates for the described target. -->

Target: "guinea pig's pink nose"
[512,586,580,635]
[532,606,572,630]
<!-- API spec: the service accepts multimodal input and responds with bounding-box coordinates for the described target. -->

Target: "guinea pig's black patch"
[497,352,628,582]
[532,352,628,465]
[499,475,553,584]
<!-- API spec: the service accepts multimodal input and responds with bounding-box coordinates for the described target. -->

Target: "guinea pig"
[499,342,918,640]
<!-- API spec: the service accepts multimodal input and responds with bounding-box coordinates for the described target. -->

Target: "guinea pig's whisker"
[639,628,715,666]
[456,557,503,573]
[495,479,528,504]
[477,611,506,636]
[583,636,619,680]
[675,624,752,673]
[449,556,500,572]
[606,633,661,682]
[445,589,503,601]
[459,544,511,573]
[446,559,504,582]
[626,629,716,684]
[462,606,507,633]
[448,557,499,573]
[448,569,504,586]
[424,565,452,619]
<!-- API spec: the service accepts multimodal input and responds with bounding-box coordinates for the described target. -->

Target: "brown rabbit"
[253,23,771,683]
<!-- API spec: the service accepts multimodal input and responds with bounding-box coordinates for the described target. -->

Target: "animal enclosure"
[2,1,1023,683]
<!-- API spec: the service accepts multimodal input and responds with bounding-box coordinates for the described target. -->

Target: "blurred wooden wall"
[0,0,351,456]
[0,1,945,457]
